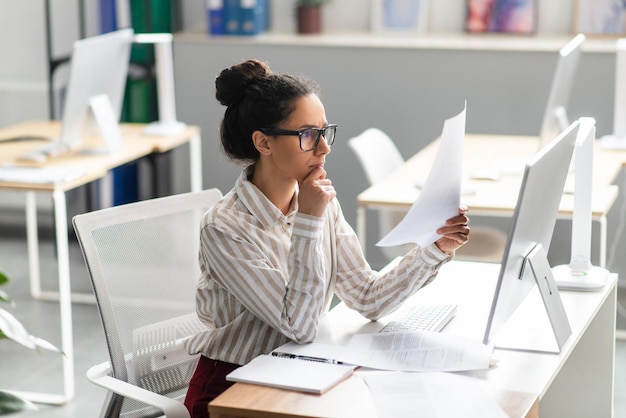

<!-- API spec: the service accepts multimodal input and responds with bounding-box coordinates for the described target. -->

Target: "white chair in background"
[73,189,223,418]
[348,128,412,261]
[348,127,506,264]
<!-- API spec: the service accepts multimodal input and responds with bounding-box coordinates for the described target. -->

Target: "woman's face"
[267,93,332,183]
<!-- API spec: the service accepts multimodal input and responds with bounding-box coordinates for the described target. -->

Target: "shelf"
[175,30,620,54]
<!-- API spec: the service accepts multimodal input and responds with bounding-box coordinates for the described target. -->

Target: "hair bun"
[215,59,271,107]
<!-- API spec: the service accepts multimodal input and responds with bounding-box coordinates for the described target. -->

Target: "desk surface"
[210,261,617,418]
[0,120,200,192]
[357,134,625,218]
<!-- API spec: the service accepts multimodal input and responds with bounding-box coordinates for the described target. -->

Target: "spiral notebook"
[226,354,357,394]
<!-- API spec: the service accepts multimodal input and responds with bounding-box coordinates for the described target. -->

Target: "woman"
[184,59,470,417]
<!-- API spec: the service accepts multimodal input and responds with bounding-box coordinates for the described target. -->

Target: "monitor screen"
[58,28,134,153]
[483,120,579,349]
[538,34,585,149]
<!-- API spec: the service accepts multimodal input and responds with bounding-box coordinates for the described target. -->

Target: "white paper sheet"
[377,103,466,247]
[345,330,492,372]
[363,372,508,418]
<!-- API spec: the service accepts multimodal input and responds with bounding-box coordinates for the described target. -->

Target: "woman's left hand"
[434,206,470,255]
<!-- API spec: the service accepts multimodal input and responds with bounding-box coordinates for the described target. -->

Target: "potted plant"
[295,0,332,34]
[0,271,62,415]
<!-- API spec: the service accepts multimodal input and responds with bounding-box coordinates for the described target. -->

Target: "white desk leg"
[25,191,42,299]
[13,190,75,405]
[357,206,366,256]
[189,132,203,192]
[52,190,74,400]
[52,188,75,402]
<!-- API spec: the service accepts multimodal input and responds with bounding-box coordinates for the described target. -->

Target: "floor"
[0,234,625,417]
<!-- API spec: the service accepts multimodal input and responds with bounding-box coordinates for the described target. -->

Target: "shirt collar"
[235,166,298,227]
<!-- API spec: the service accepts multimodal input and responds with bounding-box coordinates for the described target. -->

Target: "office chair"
[347,128,415,261]
[73,188,223,418]
[348,128,506,263]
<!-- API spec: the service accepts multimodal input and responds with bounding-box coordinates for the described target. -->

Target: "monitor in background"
[469,35,584,180]
[537,33,585,149]
[601,38,626,150]
[483,120,579,353]
[18,29,134,163]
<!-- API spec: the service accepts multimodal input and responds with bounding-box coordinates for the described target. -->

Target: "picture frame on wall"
[465,0,537,34]
[575,0,626,36]
[370,0,430,34]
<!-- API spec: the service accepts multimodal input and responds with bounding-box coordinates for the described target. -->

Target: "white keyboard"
[17,142,68,163]
[379,304,457,333]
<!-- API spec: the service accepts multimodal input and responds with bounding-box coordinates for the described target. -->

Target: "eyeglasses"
[259,124,337,151]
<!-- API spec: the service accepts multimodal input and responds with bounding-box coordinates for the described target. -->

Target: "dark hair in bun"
[215,59,320,164]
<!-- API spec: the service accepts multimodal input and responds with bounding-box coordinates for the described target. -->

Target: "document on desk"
[377,103,465,247]
[363,372,508,418]
[346,330,492,372]
[0,165,84,184]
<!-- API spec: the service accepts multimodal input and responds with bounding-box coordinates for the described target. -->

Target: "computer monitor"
[600,38,626,150]
[538,34,585,149]
[61,28,134,153]
[20,29,133,162]
[483,120,579,353]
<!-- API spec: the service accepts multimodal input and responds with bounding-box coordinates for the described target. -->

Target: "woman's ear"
[252,130,272,156]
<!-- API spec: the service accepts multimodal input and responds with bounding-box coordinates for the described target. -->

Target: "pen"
[271,351,345,365]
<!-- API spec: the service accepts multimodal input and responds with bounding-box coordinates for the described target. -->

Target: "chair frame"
[73,188,222,418]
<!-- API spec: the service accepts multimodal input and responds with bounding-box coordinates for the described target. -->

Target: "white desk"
[357,134,624,266]
[211,260,617,418]
[0,120,203,404]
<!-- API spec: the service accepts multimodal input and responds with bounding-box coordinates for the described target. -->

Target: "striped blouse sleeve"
[330,199,451,320]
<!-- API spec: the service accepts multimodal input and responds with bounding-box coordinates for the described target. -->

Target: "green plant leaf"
[0,272,8,286]
[0,390,37,414]
[0,308,63,354]
[0,289,12,305]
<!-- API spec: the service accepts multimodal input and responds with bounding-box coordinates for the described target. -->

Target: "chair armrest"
[87,362,190,418]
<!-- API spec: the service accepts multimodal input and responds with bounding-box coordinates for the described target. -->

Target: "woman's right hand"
[298,167,336,217]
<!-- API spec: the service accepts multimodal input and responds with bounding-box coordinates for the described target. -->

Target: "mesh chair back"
[73,189,222,417]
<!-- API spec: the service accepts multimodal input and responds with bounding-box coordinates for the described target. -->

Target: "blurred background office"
[0,0,625,416]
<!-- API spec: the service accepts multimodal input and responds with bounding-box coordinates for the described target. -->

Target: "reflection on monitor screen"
[18,29,133,163]
[538,34,585,149]
[483,120,579,353]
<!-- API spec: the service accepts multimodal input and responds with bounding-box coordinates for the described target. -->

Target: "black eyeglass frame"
[258,124,337,151]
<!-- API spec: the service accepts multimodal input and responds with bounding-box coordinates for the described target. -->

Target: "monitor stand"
[494,244,572,354]
[82,94,123,154]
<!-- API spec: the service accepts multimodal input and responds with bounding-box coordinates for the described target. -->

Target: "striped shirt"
[185,167,451,365]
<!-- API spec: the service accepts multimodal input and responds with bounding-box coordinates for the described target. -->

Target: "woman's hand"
[435,206,470,255]
[298,167,337,217]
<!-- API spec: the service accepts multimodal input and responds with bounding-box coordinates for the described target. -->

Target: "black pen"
[271,351,345,365]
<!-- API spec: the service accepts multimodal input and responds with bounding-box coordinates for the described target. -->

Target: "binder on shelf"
[99,0,118,33]
[209,0,269,36]
[224,0,240,35]
[206,0,225,35]
[240,0,262,36]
